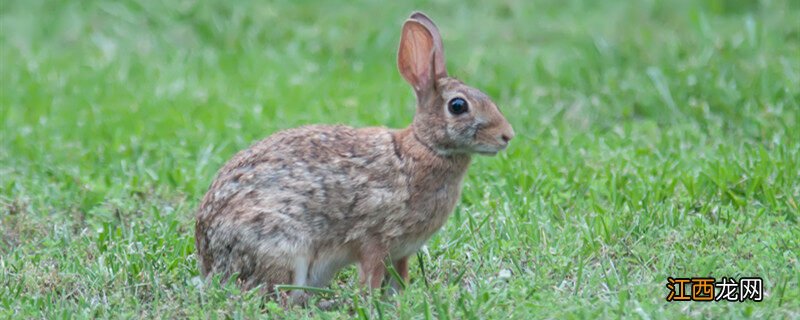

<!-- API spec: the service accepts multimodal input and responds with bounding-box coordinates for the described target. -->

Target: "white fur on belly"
[308,246,355,287]
[390,237,428,260]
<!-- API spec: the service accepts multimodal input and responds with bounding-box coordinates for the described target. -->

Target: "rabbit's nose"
[499,127,515,144]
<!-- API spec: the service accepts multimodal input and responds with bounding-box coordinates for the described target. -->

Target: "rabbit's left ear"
[409,12,447,79]
[398,13,447,96]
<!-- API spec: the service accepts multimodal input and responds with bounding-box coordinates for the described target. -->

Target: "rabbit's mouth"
[469,132,512,156]
[474,145,507,156]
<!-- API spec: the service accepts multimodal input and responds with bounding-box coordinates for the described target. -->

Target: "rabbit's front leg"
[393,256,409,284]
[357,245,387,290]
[386,256,409,295]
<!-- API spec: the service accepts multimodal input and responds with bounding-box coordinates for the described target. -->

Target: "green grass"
[1,0,799,318]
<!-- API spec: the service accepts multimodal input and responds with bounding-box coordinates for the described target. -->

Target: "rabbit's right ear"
[398,18,445,97]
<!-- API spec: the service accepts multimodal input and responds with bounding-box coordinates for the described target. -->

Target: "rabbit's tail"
[194,220,213,276]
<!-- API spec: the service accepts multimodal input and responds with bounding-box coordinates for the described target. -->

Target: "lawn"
[1,0,798,318]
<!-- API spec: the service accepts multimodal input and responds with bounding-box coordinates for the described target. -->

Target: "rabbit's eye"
[448,98,469,115]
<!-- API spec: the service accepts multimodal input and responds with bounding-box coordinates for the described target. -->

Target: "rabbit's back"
[195,125,411,287]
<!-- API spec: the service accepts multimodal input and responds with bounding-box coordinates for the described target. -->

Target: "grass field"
[1,0,799,318]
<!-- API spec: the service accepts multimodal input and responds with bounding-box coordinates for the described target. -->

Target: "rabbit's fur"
[195,12,514,297]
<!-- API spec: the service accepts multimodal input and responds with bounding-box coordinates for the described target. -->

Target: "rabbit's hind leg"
[290,254,311,304]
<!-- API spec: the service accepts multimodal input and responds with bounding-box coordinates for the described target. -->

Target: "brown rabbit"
[194,12,514,299]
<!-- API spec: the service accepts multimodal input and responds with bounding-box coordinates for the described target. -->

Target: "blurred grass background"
[1,0,798,318]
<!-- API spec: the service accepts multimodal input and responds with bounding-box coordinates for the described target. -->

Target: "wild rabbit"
[195,12,514,300]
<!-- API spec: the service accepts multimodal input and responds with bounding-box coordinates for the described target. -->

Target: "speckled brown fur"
[195,12,514,297]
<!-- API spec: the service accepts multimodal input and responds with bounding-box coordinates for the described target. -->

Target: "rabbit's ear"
[398,16,446,96]
[409,12,447,79]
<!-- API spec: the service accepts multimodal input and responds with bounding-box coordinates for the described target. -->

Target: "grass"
[1,0,798,318]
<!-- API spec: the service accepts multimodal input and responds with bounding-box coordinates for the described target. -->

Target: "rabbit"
[194,11,514,300]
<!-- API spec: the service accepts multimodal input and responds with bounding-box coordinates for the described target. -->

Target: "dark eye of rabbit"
[448,98,469,115]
